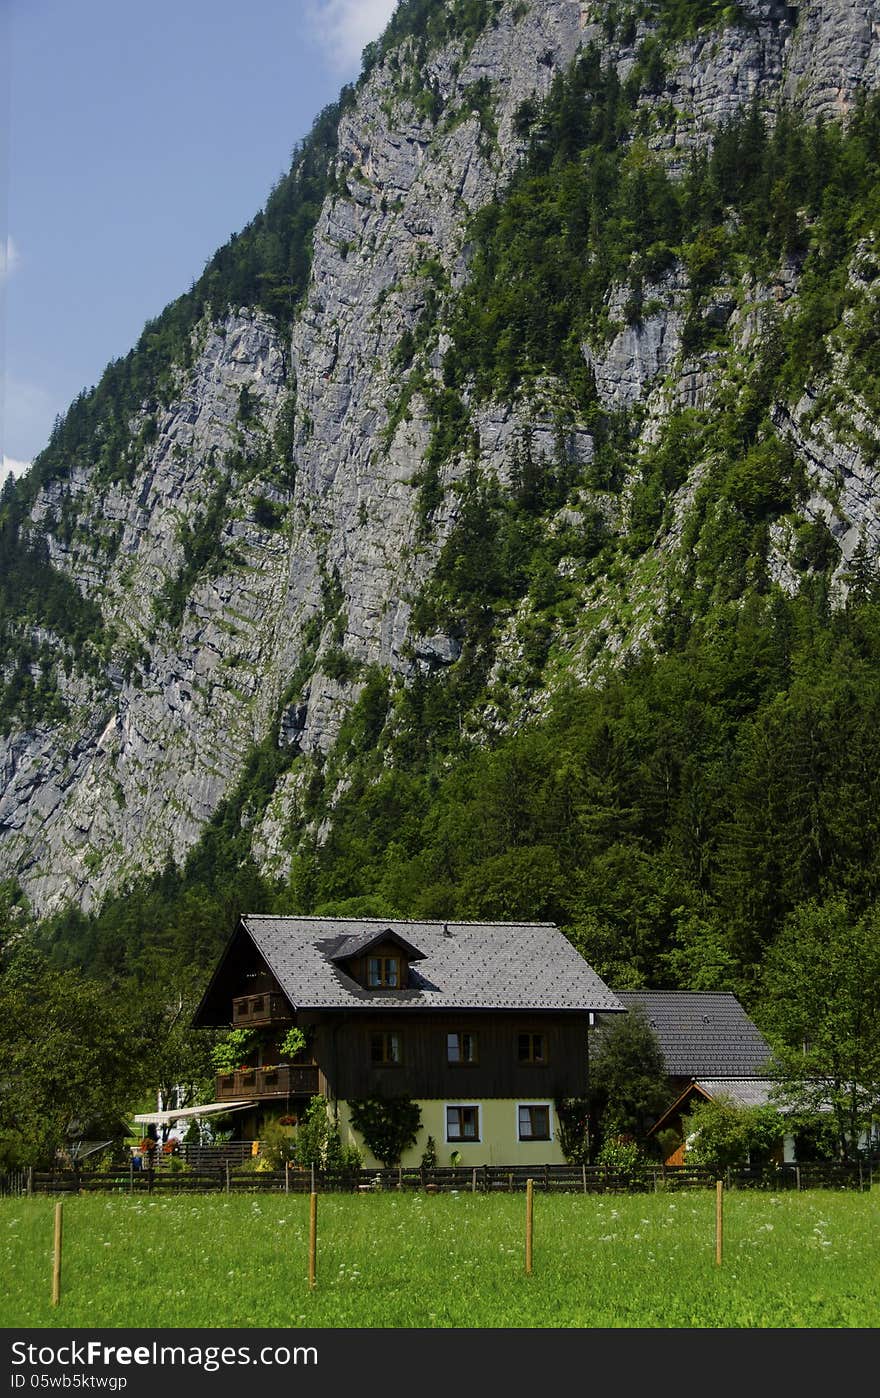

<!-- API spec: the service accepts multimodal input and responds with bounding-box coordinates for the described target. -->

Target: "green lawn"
[1,1189,877,1328]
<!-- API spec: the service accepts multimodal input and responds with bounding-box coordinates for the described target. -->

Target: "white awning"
[133,1101,253,1126]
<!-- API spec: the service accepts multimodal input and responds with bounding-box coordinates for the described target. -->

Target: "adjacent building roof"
[233,916,625,1014]
[648,1078,831,1139]
[607,990,773,1078]
[690,1078,780,1110]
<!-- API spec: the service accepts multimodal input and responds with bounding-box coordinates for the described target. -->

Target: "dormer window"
[328,926,425,990]
[367,955,400,988]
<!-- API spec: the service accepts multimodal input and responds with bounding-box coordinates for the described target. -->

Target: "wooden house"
[646,1078,795,1165]
[192,915,625,1167]
[598,990,778,1164]
[608,990,773,1091]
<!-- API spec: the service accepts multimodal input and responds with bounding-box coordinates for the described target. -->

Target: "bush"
[289,1096,362,1172]
[258,1119,297,1170]
[681,1095,784,1172]
[346,1096,422,1167]
[556,1098,591,1164]
[596,1134,645,1183]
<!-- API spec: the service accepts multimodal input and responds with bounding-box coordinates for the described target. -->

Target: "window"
[518,1104,551,1141]
[447,1031,478,1065]
[366,955,400,988]
[517,1032,547,1064]
[370,1032,402,1065]
[446,1105,480,1142]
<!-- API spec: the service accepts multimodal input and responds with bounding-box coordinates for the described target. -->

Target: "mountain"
[4,0,880,998]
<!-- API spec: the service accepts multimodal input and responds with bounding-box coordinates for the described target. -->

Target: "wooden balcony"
[215,1064,319,1101]
[231,992,292,1027]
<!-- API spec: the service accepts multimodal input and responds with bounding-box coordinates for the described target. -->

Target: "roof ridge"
[243,915,558,927]
[615,989,738,997]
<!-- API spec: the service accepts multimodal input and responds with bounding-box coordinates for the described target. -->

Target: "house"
[609,990,773,1089]
[191,915,625,1167]
[598,990,780,1164]
[646,1078,796,1165]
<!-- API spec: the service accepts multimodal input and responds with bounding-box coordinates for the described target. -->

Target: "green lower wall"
[333,1098,567,1168]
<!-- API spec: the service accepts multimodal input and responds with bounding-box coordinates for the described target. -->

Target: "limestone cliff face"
[4,0,880,913]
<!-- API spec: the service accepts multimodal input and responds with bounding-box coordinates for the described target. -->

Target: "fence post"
[308,1192,318,1289]
[27,1166,33,1198]
[582,1163,587,1195]
[525,1178,534,1275]
[715,1179,723,1267]
[795,1165,801,1192]
[471,1167,477,1194]
[225,1161,230,1194]
[51,1202,63,1306]
[285,1162,290,1195]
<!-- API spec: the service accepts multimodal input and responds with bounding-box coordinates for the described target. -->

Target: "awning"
[133,1101,253,1126]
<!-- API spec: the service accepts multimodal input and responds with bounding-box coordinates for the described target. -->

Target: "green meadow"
[1,1190,877,1328]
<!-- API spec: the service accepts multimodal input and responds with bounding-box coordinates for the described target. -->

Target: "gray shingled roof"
[241,916,625,1013]
[329,927,427,963]
[609,990,772,1077]
[695,1079,781,1109]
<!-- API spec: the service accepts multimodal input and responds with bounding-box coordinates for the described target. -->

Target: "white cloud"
[2,455,31,480]
[306,0,399,73]
[0,236,20,284]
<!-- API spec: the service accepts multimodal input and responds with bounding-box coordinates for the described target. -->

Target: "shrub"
[596,1134,645,1183]
[556,1098,591,1164]
[681,1095,784,1172]
[346,1096,422,1167]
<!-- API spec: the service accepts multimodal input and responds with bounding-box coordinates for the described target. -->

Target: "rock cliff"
[4,0,880,914]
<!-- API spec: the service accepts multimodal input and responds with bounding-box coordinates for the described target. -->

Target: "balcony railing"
[231,993,293,1027]
[215,1064,319,1101]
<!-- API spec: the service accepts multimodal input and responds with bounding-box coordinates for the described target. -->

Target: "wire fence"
[0,1160,870,1197]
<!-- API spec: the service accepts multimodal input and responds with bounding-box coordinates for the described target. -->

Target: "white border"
[515,1100,554,1143]
[444,1101,482,1144]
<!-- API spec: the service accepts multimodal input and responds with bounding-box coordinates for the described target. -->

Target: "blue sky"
[1,0,398,476]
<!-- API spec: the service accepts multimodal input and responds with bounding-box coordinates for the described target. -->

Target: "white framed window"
[517,1102,553,1142]
[445,1103,480,1143]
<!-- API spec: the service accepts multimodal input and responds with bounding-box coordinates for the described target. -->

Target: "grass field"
[1,1189,878,1328]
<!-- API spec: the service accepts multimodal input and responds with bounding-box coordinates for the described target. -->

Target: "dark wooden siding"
[314,1012,590,1100]
[195,929,290,1026]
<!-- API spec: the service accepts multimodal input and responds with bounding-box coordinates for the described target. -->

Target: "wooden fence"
[1,1160,869,1196]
